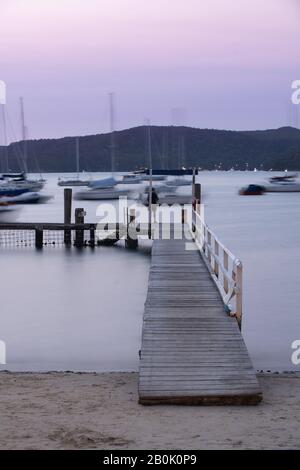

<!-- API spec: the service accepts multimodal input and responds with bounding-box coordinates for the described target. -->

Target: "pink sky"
[0,0,299,139]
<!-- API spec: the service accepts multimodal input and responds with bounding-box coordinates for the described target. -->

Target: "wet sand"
[0,371,299,450]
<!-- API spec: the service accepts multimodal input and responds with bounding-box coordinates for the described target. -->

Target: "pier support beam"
[64,188,72,245]
[74,208,85,247]
[126,209,138,249]
[35,226,43,249]
[194,183,201,209]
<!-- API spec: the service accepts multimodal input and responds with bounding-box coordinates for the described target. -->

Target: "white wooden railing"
[190,207,243,329]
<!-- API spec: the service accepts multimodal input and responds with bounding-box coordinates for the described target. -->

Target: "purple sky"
[0,0,299,141]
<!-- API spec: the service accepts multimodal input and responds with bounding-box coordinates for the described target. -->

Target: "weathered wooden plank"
[139,225,262,406]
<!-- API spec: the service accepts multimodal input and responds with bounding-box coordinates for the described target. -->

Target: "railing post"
[75,208,85,247]
[89,227,95,247]
[223,251,229,293]
[214,240,219,277]
[236,261,243,330]
[64,188,72,245]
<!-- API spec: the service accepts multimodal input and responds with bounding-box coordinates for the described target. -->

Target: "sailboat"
[140,124,191,206]
[76,93,132,200]
[58,137,91,187]
[18,97,46,189]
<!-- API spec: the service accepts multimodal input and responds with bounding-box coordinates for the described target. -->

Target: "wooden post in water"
[194,183,201,212]
[89,228,95,247]
[75,208,85,247]
[192,168,196,197]
[126,208,138,249]
[64,188,72,245]
[35,226,43,249]
[192,183,201,233]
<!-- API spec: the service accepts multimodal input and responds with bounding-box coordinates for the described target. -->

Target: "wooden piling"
[35,227,43,249]
[64,188,72,245]
[192,183,201,231]
[74,208,85,247]
[194,183,201,207]
[126,208,138,249]
[89,228,95,247]
[192,168,196,197]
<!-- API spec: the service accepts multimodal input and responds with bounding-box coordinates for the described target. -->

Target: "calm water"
[0,172,299,372]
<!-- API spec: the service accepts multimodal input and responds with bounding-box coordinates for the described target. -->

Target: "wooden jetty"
[139,214,262,405]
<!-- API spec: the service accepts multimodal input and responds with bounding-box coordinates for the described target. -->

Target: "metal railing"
[191,206,243,329]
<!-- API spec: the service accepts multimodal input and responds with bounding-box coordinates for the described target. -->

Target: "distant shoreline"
[1,126,300,173]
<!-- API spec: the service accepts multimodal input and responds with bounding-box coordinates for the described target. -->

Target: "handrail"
[190,208,243,329]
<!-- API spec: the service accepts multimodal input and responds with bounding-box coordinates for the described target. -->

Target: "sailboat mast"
[147,119,152,169]
[1,105,9,172]
[75,136,80,176]
[109,92,115,175]
[20,97,28,173]
[146,119,153,235]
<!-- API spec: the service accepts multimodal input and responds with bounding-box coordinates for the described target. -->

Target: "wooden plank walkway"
[139,224,262,405]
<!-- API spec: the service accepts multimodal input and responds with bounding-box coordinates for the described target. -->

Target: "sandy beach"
[0,371,299,450]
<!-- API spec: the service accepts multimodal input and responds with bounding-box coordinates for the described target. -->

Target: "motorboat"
[264,174,300,192]
[165,177,191,187]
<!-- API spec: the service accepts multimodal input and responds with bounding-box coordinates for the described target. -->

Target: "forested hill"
[1,125,300,172]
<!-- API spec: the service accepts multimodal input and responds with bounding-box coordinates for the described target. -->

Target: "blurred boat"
[76,176,133,199]
[0,192,53,204]
[88,177,117,189]
[75,187,131,200]
[142,175,165,181]
[0,172,44,192]
[165,177,191,187]
[143,184,176,194]
[121,174,144,184]
[239,184,265,196]
[140,191,192,206]
[264,174,300,192]
[58,177,90,187]
[0,205,20,222]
